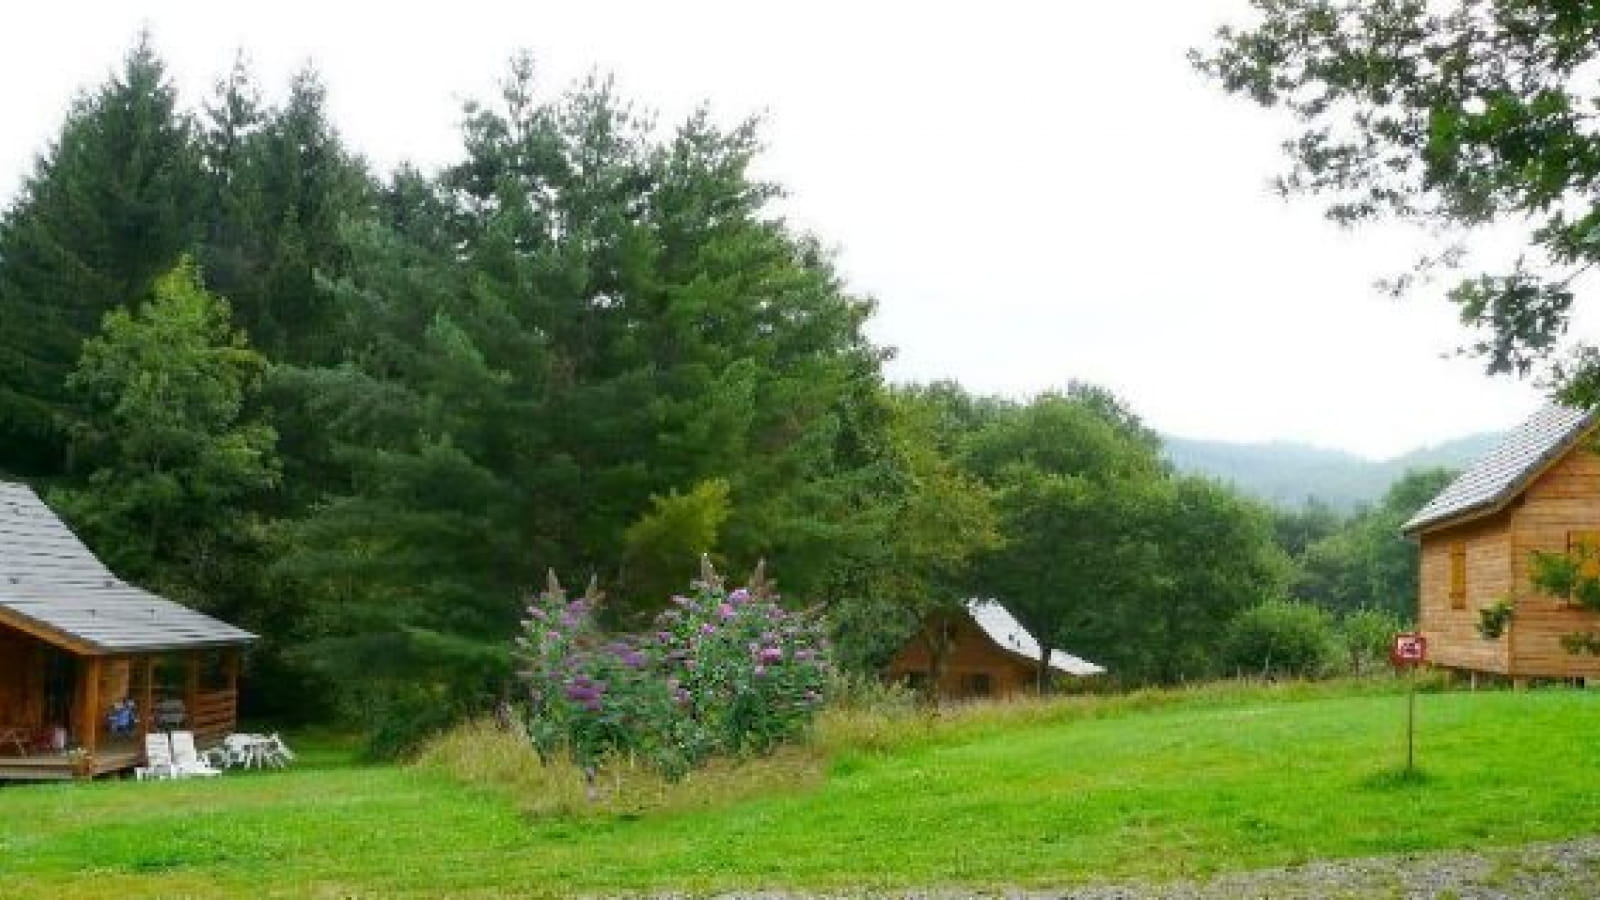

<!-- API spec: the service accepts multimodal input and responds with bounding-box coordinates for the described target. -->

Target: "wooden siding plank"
[1506,439,1600,677]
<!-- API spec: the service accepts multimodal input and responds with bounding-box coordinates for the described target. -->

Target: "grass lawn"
[2,685,1599,897]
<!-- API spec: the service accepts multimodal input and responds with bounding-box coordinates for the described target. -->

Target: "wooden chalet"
[886,599,1104,700]
[0,481,254,780]
[1402,404,1600,684]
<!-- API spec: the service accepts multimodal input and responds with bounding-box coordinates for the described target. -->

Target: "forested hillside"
[1164,431,1501,510]
[0,37,1435,752]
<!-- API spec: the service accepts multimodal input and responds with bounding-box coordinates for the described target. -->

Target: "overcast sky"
[0,1,1550,459]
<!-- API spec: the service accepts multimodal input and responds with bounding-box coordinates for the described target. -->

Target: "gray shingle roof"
[0,481,254,653]
[1401,404,1598,535]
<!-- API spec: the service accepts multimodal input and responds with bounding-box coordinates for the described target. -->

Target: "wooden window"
[961,672,993,698]
[1449,542,1467,609]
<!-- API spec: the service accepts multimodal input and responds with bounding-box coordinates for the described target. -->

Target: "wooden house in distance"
[1402,404,1600,684]
[0,481,254,779]
[885,599,1104,700]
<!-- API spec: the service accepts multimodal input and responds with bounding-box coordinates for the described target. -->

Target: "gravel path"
[1055,836,1600,899]
[680,836,1600,899]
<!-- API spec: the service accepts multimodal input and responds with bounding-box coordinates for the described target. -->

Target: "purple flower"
[729,588,751,604]
[718,603,735,619]
[621,650,646,669]
[759,646,784,663]
[657,631,673,644]
[699,623,717,636]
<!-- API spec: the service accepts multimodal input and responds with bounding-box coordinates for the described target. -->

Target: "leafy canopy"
[1198,2,1600,399]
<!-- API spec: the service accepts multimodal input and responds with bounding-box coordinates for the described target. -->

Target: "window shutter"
[1449,542,1467,609]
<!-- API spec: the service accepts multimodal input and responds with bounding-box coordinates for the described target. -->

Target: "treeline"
[0,38,1445,752]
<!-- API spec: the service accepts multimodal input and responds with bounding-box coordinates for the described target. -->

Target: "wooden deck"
[0,746,141,781]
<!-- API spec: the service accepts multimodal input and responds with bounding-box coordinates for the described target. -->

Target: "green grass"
[3,684,1600,897]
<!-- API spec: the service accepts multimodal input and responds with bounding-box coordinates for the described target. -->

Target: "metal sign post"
[1391,632,1428,774]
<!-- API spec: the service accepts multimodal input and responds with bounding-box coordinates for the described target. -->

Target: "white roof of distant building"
[965,599,1105,676]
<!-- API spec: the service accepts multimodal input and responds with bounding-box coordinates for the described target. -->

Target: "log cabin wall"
[1508,442,1600,678]
[886,617,1036,699]
[0,626,45,728]
[1418,514,1513,674]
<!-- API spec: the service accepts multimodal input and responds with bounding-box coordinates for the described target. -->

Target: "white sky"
[0,1,1552,459]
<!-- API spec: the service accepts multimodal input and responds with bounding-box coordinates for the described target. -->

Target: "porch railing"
[188,689,237,746]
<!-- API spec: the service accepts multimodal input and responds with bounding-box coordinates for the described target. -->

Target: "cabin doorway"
[41,648,73,738]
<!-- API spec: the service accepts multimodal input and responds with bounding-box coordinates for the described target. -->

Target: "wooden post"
[76,656,102,767]
[184,654,200,729]
[136,656,155,741]
[1405,665,1417,775]
[225,649,242,735]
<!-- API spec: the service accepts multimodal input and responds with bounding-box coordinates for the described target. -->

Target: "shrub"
[1340,607,1408,675]
[514,559,830,785]
[1224,600,1338,679]
[1477,597,1515,640]
[517,576,685,777]
[652,567,830,757]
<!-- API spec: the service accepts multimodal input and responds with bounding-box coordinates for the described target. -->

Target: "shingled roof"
[1401,404,1599,536]
[0,481,254,653]
[965,599,1105,676]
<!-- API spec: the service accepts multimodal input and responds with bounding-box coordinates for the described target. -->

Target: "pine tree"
[0,34,201,474]
[200,63,372,363]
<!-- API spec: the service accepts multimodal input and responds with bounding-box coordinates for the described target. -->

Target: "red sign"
[1391,632,1428,667]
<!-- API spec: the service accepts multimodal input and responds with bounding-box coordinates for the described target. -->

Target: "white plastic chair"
[136,733,175,781]
[264,733,295,768]
[168,731,222,778]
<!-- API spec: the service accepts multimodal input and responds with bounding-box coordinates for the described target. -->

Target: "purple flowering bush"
[514,561,829,783]
[653,576,829,757]
[516,578,682,778]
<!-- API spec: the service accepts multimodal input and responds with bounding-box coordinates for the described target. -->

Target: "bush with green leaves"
[1224,600,1339,679]
[515,560,829,784]
[653,563,829,756]
[1339,608,1408,675]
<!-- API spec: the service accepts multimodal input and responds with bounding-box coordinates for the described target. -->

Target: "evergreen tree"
[200,63,372,363]
[0,34,201,474]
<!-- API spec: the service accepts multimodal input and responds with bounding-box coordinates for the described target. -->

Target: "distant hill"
[1162,431,1502,511]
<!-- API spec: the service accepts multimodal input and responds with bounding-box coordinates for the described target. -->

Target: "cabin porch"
[0,621,241,781]
[0,745,142,781]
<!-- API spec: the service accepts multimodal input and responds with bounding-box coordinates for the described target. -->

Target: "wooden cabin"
[885,599,1103,700]
[0,481,254,780]
[1402,404,1600,683]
